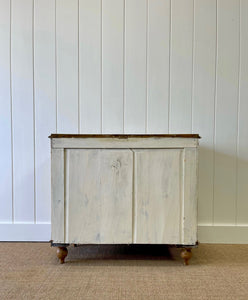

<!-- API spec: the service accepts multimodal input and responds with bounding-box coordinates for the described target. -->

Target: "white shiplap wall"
[0,0,248,243]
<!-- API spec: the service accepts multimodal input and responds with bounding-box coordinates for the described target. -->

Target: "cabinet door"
[133,148,197,245]
[64,149,133,244]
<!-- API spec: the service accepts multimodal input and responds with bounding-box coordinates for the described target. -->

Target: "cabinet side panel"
[51,148,64,243]
[134,149,182,244]
[182,148,198,244]
[65,149,133,244]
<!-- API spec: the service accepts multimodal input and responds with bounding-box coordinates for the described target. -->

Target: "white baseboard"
[0,224,51,242]
[198,225,248,244]
[1,223,248,243]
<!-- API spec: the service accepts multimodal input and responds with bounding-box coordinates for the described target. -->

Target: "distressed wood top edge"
[49,134,201,139]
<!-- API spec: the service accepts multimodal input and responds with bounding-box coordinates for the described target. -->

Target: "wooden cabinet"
[50,134,200,264]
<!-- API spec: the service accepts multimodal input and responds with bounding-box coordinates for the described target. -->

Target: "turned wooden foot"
[56,247,68,264]
[180,248,192,265]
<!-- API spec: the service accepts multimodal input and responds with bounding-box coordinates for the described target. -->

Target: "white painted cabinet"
[50,134,200,264]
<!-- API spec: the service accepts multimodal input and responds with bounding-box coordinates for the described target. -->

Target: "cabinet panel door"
[134,149,197,245]
[65,149,133,244]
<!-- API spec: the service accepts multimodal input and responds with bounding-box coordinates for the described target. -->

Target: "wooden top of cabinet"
[49,134,201,139]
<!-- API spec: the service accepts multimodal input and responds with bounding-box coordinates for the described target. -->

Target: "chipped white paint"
[51,136,198,245]
[182,148,198,244]
[51,148,64,243]
[134,149,183,244]
[64,149,133,244]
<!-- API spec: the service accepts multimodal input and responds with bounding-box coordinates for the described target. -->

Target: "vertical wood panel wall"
[0,0,248,242]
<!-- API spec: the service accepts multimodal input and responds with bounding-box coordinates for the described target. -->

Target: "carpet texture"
[0,243,248,299]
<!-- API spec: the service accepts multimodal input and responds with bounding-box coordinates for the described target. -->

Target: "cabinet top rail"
[49,134,201,139]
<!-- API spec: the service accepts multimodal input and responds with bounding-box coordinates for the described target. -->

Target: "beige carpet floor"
[0,243,248,299]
